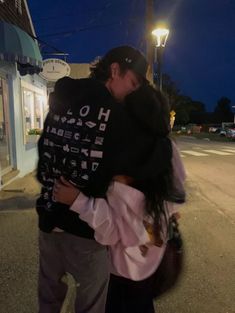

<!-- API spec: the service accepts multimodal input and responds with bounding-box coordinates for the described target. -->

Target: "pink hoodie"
[70,141,186,281]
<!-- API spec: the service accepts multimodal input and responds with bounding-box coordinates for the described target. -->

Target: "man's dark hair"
[90,45,148,82]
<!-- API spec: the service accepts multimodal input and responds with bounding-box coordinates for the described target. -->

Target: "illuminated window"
[23,89,34,134]
[35,94,44,129]
[22,87,47,144]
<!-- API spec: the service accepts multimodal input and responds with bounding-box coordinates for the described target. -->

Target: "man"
[36,45,148,313]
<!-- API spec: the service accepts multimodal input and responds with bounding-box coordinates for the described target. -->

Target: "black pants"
[105,274,155,313]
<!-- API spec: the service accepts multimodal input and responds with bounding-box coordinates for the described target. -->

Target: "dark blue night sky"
[28,0,235,112]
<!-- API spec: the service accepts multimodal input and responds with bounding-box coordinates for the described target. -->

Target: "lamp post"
[152,27,169,91]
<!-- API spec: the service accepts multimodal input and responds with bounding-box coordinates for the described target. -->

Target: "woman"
[53,85,186,313]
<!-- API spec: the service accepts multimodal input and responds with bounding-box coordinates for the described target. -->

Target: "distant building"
[69,63,90,79]
[0,0,47,188]
[45,62,90,93]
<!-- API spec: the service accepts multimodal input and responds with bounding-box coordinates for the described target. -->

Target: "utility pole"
[146,0,154,83]
[157,46,163,91]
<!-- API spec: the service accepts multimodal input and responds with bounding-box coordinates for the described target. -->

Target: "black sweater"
[36,77,126,238]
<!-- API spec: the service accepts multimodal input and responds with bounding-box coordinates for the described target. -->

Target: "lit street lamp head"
[152,28,169,47]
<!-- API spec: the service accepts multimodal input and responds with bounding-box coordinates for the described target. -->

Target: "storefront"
[0,21,47,188]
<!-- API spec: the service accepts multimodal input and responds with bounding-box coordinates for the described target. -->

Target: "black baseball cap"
[103,45,148,80]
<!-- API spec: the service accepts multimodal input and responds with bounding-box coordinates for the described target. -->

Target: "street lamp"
[152,27,169,91]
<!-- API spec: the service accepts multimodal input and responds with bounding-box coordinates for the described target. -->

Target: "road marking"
[0,209,34,213]
[221,149,235,153]
[203,150,232,155]
[181,150,209,156]
[221,146,235,150]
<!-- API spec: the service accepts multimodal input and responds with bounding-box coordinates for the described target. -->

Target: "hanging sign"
[39,58,71,81]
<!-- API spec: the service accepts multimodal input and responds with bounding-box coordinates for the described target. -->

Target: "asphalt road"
[156,137,235,313]
[0,136,234,313]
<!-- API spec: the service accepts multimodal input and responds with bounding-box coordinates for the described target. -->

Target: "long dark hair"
[123,84,174,231]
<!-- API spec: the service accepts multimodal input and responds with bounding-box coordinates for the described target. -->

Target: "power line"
[32,1,126,23]
[33,4,111,23]
[29,34,68,55]
[30,1,144,59]
[38,21,122,38]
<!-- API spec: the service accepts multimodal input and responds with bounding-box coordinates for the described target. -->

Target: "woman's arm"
[53,177,120,245]
[166,140,187,204]
[53,177,149,247]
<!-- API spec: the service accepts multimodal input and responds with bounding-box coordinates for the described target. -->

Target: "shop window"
[23,89,34,134]
[22,87,47,144]
[35,94,44,129]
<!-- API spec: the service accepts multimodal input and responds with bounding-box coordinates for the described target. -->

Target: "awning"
[0,21,43,76]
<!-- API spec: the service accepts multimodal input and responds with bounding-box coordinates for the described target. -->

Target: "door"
[0,77,12,174]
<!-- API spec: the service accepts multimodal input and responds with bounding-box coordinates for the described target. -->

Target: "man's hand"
[53,177,80,206]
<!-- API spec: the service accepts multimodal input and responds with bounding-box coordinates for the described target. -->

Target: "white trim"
[22,0,36,37]
[21,80,44,95]
[181,150,208,156]
[0,77,13,173]
[203,150,232,156]
[221,149,235,153]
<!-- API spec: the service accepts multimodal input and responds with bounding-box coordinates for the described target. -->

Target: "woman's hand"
[53,177,80,206]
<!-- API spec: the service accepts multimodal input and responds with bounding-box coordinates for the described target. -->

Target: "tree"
[213,97,233,123]
[190,101,205,113]
[174,107,190,125]
[155,73,233,125]
[158,73,207,124]
[174,95,192,125]
[161,73,180,109]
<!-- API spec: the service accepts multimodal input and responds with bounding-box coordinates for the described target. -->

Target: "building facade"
[0,0,47,188]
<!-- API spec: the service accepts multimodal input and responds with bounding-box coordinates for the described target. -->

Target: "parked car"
[219,128,227,136]
[226,124,235,140]
[208,124,221,133]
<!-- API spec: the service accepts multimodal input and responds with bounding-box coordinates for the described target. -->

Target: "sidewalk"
[0,171,41,210]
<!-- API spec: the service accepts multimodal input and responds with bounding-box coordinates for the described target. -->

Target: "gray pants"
[38,231,109,313]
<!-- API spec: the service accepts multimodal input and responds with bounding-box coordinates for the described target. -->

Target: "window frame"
[21,81,47,145]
